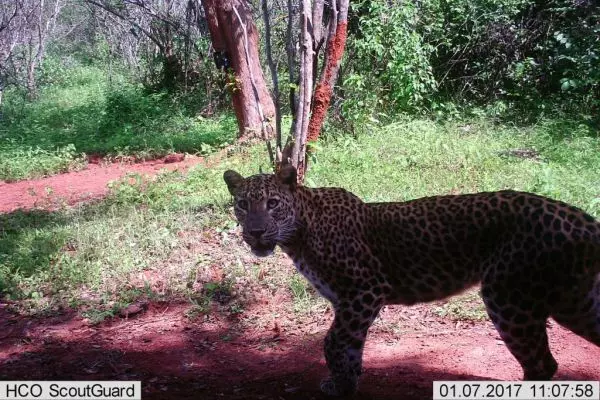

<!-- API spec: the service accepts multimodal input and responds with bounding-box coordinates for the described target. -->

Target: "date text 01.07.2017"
[433,381,599,400]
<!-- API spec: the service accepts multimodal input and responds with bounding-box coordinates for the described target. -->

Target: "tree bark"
[285,0,297,131]
[201,0,275,139]
[290,0,314,182]
[306,0,349,142]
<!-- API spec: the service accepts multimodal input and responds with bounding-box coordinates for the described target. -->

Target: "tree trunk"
[307,0,349,143]
[24,0,63,100]
[0,77,4,121]
[27,45,37,99]
[290,0,314,182]
[201,0,275,139]
[162,43,180,90]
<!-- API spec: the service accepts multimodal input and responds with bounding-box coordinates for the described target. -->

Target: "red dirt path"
[0,302,598,400]
[0,160,598,399]
[0,154,202,213]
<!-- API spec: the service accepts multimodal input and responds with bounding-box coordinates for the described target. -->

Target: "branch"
[286,0,297,120]
[321,0,338,77]
[261,0,282,164]
[123,0,193,43]
[291,0,313,177]
[85,0,166,53]
[312,0,325,75]
[0,1,21,34]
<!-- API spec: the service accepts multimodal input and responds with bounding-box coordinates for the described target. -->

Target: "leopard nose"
[248,228,266,238]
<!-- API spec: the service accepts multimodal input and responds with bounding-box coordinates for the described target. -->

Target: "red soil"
[0,302,598,400]
[0,158,598,399]
[0,154,202,213]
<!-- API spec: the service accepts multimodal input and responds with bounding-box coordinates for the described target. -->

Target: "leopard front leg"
[320,300,382,397]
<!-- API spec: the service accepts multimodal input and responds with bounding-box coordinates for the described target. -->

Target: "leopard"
[223,164,600,397]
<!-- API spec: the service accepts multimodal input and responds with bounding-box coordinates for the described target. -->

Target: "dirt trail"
[0,154,202,213]
[0,302,598,400]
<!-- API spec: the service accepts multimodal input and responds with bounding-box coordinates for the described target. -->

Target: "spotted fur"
[223,165,600,396]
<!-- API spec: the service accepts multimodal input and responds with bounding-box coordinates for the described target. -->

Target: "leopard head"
[223,164,299,257]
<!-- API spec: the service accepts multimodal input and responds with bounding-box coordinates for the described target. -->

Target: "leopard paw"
[320,375,357,397]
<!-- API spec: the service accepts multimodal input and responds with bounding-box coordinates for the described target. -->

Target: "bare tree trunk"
[0,78,4,120]
[286,0,297,120]
[290,0,314,182]
[26,0,62,99]
[311,0,325,85]
[201,0,275,139]
[275,0,349,182]
[258,0,350,183]
[26,35,37,99]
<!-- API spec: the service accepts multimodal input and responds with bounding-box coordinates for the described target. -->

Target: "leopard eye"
[237,199,249,210]
[266,198,280,210]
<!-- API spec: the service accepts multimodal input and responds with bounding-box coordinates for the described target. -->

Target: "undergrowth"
[0,65,236,181]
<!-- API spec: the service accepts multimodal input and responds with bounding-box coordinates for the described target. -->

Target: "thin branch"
[0,1,21,34]
[123,0,199,50]
[85,0,166,53]
[312,0,324,45]
[261,0,282,161]
[286,0,297,123]
[312,0,325,78]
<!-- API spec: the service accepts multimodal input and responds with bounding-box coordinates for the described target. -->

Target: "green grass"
[310,118,600,213]
[0,65,237,181]
[288,272,327,314]
[1,117,599,320]
[433,289,488,321]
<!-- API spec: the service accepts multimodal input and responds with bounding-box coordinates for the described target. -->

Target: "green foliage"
[343,0,599,124]
[97,84,236,153]
[344,0,436,118]
[427,0,599,120]
[423,0,530,98]
[288,272,321,313]
[0,144,85,182]
[0,64,236,181]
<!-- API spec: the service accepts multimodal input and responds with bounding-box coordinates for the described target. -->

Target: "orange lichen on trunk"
[307,22,348,143]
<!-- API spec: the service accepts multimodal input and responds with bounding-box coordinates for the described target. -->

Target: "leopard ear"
[223,170,244,195]
[276,163,297,189]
